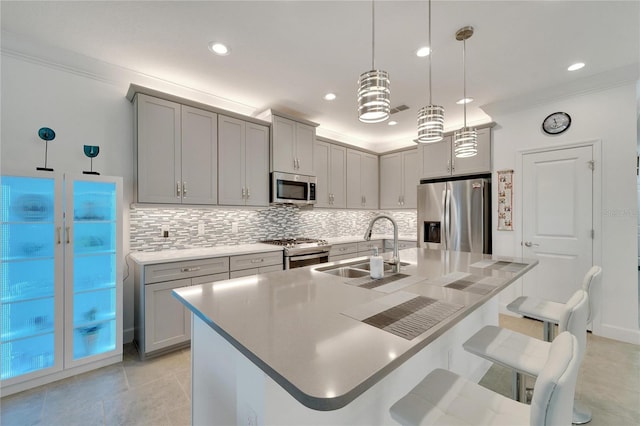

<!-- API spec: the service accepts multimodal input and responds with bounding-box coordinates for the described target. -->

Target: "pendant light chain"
[371,0,375,70]
[462,36,467,127]
[428,0,432,106]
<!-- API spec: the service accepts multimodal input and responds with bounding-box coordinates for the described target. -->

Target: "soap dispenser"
[370,247,384,279]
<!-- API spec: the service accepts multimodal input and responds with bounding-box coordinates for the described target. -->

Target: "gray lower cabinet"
[134,257,230,359]
[357,240,383,257]
[328,240,384,262]
[384,240,418,252]
[229,251,283,278]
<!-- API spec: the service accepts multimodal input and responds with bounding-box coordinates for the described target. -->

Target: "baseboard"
[123,327,135,344]
[597,323,640,345]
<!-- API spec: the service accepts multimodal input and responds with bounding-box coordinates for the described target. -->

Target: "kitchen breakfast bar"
[173,248,537,425]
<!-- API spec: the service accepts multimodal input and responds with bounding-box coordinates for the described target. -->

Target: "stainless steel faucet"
[364,214,400,273]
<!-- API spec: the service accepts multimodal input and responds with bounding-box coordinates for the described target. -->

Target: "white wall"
[491,83,640,344]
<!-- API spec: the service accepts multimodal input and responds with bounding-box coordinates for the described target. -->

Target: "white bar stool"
[506,266,601,424]
[462,290,588,424]
[507,266,601,342]
[389,332,580,426]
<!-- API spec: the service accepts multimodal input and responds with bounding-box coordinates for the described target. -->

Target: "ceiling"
[1,1,639,152]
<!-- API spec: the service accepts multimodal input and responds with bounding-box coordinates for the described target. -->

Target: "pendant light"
[454,26,477,158]
[416,0,444,143]
[358,0,390,123]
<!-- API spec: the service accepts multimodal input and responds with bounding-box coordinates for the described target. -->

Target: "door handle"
[523,241,540,247]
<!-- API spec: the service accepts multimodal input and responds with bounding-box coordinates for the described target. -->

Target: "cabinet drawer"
[229,264,282,279]
[329,253,359,262]
[329,243,358,257]
[191,272,230,285]
[144,257,230,284]
[230,251,282,272]
[385,240,417,251]
[357,240,383,253]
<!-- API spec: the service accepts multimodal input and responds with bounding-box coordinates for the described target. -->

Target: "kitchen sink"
[315,260,411,278]
[349,261,410,272]
[319,267,370,278]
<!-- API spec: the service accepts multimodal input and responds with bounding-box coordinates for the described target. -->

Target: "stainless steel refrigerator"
[417,176,491,254]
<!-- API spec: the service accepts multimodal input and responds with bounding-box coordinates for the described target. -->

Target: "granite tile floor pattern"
[1,316,638,425]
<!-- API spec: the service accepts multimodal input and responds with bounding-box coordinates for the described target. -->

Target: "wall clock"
[542,112,571,135]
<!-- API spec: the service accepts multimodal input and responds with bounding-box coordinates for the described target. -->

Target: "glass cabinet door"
[1,175,62,380]
[67,178,119,362]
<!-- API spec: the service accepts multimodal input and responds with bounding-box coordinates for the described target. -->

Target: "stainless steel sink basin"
[320,267,370,278]
[349,262,410,271]
[315,260,411,278]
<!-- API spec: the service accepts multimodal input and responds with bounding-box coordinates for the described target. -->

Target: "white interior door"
[522,145,593,303]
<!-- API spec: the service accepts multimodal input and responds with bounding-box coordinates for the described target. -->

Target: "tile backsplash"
[129,205,417,252]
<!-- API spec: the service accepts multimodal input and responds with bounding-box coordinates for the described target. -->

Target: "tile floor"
[1,315,638,425]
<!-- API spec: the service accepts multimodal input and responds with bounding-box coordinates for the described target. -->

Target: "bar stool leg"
[512,371,527,403]
[543,320,555,342]
[572,401,593,424]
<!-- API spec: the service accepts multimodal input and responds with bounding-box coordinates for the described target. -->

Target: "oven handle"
[288,252,329,261]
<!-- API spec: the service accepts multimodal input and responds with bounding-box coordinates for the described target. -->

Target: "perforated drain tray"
[362,296,463,340]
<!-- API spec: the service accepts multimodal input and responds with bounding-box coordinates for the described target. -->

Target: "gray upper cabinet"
[218,115,269,206]
[346,149,378,209]
[272,115,315,175]
[135,94,217,204]
[314,140,346,208]
[380,149,418,209]
[419,128,491,179]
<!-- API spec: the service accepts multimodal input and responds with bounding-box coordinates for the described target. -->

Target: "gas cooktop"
[260,237,330,256]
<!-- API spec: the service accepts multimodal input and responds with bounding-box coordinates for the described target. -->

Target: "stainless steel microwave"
[271,172,316,205]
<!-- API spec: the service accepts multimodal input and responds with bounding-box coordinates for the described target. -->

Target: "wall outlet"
[231,222,238,234]
[161,225,169,238]
[197,221,205,236]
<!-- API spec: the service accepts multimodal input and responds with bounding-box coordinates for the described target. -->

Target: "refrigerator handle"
[443,188,450,250]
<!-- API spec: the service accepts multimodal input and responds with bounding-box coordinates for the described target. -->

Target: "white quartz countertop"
[173,248,536,411]
[128,243,283,265]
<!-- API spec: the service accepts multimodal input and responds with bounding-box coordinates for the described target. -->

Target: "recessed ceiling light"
[388,120,398,126]
[456,97,474,105]
[416,46,431,57]
[567,62,585,71]
[324,93,337,101]
[208,42,230,56]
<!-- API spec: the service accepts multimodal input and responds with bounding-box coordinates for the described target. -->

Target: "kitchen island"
[173,248,536,425]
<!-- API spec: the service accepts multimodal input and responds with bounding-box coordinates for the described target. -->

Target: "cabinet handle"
[363,196,366,205]
[56,226,61,245]
[65,226,70,244]
[242,187,246,198]
[339,247,347,251]
[246,187,250,198]
[251,258,264,264]
[183,182,187,197]
[451,159,455,172]
[181,267,202,272]
[176,181,181,197]
[447,160,451,173]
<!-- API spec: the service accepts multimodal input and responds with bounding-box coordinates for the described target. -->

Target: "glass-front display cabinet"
[1,172,122,393]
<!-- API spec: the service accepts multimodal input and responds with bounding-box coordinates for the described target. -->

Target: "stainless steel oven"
[260,238,330,270]
[286,251,329,270]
